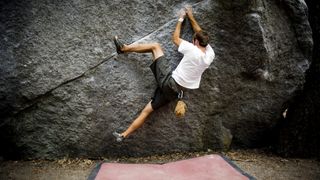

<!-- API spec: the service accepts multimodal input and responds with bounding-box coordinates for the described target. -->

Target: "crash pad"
[88,154,255,180]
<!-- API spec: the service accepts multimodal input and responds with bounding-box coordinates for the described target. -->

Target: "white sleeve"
[203,44,215,65]
[178,40,194,54]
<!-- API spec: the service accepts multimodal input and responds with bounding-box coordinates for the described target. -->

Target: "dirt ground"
[0,149,319,180]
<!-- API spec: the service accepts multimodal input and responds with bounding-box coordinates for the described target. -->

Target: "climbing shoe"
[113,36,125,54]
[112,131,124,142]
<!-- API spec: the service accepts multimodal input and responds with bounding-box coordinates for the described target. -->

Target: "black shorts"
[150,56,180,110]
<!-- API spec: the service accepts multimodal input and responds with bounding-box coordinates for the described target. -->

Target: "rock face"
[277,0,320,158]
[0,0,312,159]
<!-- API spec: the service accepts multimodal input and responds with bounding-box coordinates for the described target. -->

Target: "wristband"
[178,18,184,22]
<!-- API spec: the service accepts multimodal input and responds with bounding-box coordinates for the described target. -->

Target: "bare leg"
[113,40,162,139]
[121,101,154,138]
[122,43,164,60]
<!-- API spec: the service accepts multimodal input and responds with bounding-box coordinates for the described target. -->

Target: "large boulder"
[0,0,312,159]
[276,0,320,158]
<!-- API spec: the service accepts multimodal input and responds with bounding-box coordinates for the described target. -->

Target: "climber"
[112,6,215,142]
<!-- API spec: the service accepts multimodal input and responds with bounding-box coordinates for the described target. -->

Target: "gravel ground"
[0,149,319,180]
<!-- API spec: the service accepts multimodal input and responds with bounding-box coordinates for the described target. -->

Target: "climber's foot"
[113,131,124,142]
[113,36,125,54]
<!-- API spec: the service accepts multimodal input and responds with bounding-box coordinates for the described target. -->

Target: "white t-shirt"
[172,40,215,89]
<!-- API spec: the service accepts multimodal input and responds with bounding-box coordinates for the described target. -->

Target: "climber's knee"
[152,43,164,60]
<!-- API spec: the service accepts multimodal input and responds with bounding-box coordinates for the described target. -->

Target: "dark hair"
[193,31,209,47]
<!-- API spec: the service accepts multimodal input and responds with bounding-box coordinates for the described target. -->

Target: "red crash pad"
[88,154,255,180]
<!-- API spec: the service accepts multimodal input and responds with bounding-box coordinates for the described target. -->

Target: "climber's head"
[192,31,209,47]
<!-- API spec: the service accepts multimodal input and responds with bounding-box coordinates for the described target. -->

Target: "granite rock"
[0,0,312,159]
[276,0,320,158]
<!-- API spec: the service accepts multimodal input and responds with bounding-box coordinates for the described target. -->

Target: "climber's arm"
[172,20,183,46]
[185,6,202,33]
[172,10,186,46]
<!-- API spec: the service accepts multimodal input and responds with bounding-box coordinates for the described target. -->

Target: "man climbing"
[113,6,215,142]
